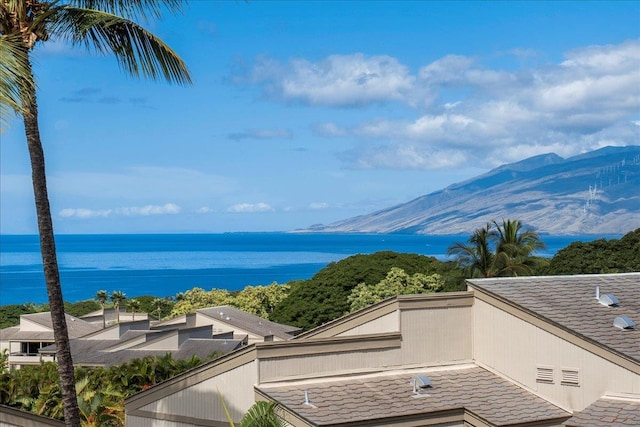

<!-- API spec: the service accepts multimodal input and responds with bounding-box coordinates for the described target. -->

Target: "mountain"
[305,146,640,235]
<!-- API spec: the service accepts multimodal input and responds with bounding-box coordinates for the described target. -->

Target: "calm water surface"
[0,233,616,305]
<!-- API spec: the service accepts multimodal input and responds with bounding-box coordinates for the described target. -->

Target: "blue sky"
[1,1,639,234]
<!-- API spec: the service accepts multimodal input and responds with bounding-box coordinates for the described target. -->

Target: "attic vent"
[613,316,636,330]
[536,366,554,384]
[561,369,580,386]
[599,294,619,307]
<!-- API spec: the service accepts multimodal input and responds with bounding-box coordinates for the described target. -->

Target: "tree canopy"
[269,251,445,330]
[545,228,640,274]
[347,267,443,312]
[447,219,546,278]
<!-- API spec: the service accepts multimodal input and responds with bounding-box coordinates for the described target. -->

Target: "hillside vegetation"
[545,228,640,274]
[268,251,462,330]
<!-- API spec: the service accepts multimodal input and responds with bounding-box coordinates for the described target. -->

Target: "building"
[0,405,65,427]
[1,305,300,370]
[124,273,640,426]
[0,312,100,369]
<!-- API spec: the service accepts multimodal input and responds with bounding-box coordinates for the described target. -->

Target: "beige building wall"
[473,298,640,412]
[336,311,399,337]
[128,359,258,425]
[399,306,472,366]
[259,302,473,383]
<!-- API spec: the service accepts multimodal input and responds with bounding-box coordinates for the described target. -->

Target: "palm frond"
[50,7,191,85]
[69,0,185,21]
[0,33,34,131]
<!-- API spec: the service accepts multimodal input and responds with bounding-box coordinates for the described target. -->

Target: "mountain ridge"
[303,145,640,235]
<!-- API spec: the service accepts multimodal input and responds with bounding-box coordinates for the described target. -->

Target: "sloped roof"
[42,336,243,367]
[197,306,301,339]
[258,365,571,426]
[2,312,101,340]
[71,339,243,367]
[564,397,640,426]
[468,273,640,363]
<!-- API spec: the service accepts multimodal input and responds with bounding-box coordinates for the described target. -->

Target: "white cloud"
[59,203,181,219]
[227,203,274,213]
[326,39,640,169]
[244,53,417,106]
[59,208,112,219]
[312,122,349,137]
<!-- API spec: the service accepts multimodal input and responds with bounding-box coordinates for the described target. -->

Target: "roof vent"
[599,294,619,307]
[303,390,317,408]
[613,316,636,330]
[411,374,432,397]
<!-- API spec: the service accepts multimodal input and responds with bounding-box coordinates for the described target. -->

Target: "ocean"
[0,233,616,306]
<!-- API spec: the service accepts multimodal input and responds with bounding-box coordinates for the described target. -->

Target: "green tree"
[270,251,443,330]
[233,282,290,318]
[447,219,546,278]
[446,223,495,278]
[96,290,109,328]
[546,228,640,274]
[170,288,233,317]
[492,219,546,276]
[348,267,443,312]
[0,1,190,424]
[110,291,126,324]
[127,299,141,321]
[64,300,101,318]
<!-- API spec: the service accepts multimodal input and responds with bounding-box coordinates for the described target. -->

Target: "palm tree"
[95,290,108,328]
[152,297,164,321]
[448,219,545,278]
[0,4,190,424]
[110,291,126,323]
[127,298,141,321]
[492,219,546,276]
[447,223,496,278]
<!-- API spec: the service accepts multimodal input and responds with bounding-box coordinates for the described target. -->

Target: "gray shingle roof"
[564,397,640,426]
[72,339,243,367]
[258,365,571,426]
[1,313,101,340]
[197,306,301,339]
[42,336,243,367]
[468,273,640,362]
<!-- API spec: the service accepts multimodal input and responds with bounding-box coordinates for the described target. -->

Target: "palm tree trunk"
[22,56,81,427]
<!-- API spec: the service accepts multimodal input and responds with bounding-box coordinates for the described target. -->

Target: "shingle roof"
[42,337,243,367]
[564,397,640,426]
[197,306,301,339]
[258,365,571,426]
[468,273,640,363]
[2,313,101,340]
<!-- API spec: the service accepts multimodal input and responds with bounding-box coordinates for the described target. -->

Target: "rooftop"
[468,273,640,363]
[258,364,571,426]
[564,396,640,426]
[197,306,301,339]
[2,313,101,340]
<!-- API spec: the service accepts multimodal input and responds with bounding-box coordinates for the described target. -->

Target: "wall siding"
[473,298,640,412]
[259,306,473,382]
[336,311,399,337]
[399,307,473,365]
[139,360,258,424]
